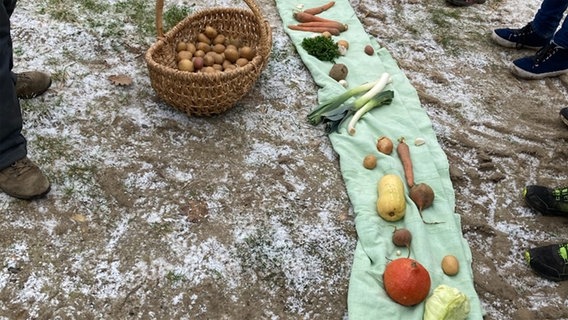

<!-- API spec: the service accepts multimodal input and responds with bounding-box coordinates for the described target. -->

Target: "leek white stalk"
[307,78,383,125]
[347,81,394,135]
[352,72,391,110]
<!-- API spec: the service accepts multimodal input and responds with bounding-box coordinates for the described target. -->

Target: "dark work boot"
[0,157,51,200]
[15,71,52,99]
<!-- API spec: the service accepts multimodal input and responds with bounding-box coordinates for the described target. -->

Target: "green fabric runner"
[274,1,484,319]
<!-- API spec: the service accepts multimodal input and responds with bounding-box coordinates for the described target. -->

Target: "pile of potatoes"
[175,25,257,73]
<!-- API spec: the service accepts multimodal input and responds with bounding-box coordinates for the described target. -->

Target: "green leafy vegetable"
[301,36,340,62]
[306,73,394,134]
[423,285,471,320]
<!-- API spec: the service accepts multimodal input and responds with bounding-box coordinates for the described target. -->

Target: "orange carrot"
[297,21,347,32]
[303,1,336,15]
[397,137,414,188]
[287,24,341,36]
[293,11,342,24]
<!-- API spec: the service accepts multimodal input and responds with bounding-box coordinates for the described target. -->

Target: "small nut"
[414,138,426,146]
[364,45,375,55]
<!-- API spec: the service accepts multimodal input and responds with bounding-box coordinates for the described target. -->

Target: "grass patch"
[429,8,463,55]
[38,0,194,39]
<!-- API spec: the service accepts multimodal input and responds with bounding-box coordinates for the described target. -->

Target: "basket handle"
[154,0,270,42]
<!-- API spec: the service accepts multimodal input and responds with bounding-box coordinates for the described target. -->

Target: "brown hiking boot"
[15,71,52,99]
[0,157,51,200]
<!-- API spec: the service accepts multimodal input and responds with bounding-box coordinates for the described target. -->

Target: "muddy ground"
[0,0,567,319]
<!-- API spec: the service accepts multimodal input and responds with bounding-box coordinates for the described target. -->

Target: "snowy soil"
[0,0,567,319]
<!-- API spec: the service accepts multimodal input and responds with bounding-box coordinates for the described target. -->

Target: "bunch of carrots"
[288,1,348,36]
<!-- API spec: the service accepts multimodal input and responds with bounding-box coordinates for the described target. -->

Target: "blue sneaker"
[492,23,550,49]
[512,42,568,79]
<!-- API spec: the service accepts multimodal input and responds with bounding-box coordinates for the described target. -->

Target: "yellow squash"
[377,174,406,221]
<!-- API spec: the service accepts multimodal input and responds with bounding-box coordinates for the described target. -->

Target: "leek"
[352,72,392,110]
[348,90,394,135]
[307,79,382,125]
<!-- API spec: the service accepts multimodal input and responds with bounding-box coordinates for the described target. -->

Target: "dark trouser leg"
[532,0,568,40]
[0,0,26,170]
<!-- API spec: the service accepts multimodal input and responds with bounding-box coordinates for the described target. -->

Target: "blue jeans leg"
[532,0,568,41]
[0,0,26,170]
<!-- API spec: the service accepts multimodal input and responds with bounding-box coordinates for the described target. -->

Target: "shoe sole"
[17,79,52,100]
[511,64,568,80]
[490,31,542,50]
[1,184,51,200]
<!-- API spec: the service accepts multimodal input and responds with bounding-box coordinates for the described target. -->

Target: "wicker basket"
[145,0,272,116]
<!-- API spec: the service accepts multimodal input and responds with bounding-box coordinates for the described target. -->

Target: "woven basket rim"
[144,0,272,116]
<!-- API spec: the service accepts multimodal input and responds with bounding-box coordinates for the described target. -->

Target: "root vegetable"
[363,154,377,169]
[392,227,412,248]
[302,1,336,15]
[296,21,347,32]
[441,255,460,276]
[409,183,442,224]
[293,11,345,25]
[197,33,211,44]
[288,24,341,36]
[376,136,393,154]
[204,26,218,40]
[397,137,414,188]
[409,183,434,212]
[177,59,194,72]
[329,63,348,81]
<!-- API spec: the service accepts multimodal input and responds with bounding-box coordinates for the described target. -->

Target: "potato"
[193,50,205,58]
[204,26,218,40]
[213,34,226,45]
[196,42,211,53]
[224,64,237,71]
[441,255,459,276]
[176,50,193,62]
[192,56,204,70]
[186,42,197,54]
[235,58,249,67]
[212,52,224,65]
[176,41,187,52]
[222,59,233,69]
[363,154,377,169]
[197,32,211,44]
[224,47,239,63]
[203,54,215,67]
[212,43,226,54]
[177,59,194,72]
[239,46,256,60]
[202,66,217,73]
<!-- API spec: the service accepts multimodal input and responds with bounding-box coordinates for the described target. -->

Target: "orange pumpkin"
[383,257,431,306]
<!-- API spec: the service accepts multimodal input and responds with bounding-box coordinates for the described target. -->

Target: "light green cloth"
[274,1,483,319]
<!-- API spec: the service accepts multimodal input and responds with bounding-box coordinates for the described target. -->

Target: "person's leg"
[491,0,568,49]
[532,0,568,42]
[0,0,26,170]
[0,0,50,199]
